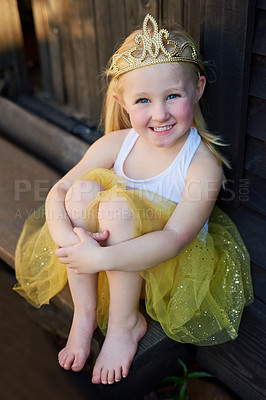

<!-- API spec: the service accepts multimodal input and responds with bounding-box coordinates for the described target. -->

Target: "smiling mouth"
[152,124,174,132]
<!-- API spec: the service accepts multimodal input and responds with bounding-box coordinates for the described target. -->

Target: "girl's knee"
[98,197,134,226]
[98,197,134,244]
[66,180,103,205]
[65,179,104,223]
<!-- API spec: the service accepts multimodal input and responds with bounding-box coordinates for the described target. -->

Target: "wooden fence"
[29,0,200,125]
[0,0,28,96]
[0,0,201,124]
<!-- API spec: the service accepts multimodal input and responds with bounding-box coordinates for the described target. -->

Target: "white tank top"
[113,127,201,204]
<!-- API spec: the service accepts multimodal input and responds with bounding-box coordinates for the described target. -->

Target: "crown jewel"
[111,14,199,78]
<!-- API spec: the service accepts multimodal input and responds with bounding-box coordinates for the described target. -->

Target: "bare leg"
[58,270,98,371]
[92,197,147,385]
[58,180,104,372]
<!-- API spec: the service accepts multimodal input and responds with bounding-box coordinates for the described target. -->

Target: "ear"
[195,75,206,103]
[113,93,128,112]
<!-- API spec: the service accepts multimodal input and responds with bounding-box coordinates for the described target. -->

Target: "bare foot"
[58,310,97,372]
[92,312,147,384]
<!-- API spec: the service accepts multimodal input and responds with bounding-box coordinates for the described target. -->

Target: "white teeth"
[153,125,173,132]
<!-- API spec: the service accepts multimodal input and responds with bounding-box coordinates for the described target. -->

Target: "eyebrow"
[132,92,149,98]
[166,86,186,93]
[131,87,186,97]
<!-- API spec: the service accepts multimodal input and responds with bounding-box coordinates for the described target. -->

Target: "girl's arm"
[102,152,222,272]
[45,131,126,247]
[56,147,223,273]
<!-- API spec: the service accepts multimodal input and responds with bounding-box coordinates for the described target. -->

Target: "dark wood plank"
[66,0,88,114]
[57,0,76,108]
[250,54,266,100]
[0,136,60,267]
[200,0,256,207]
[257,0,266,10]
[93,0,127,124]
[252,263,266,304]
[94,0,115,71]
[243,170,266,216]
[32,0,101,124]
[196,303,266,400]
[184,0,200,44]
[1,0,29,94]
[17,95,102,144]
[135,0,158,23]
[124,0,158,34]
[32,0,53,95]
[224,204,266,271]
[244,135,266,179]
[162,0,184,26]
[7,0,29,94]
[78,0,100,122]
[45,0,65,103]
[109,0,127,45]
[253,8,266,55]
[0,0,12,68]
[247,96,266,141]
[0,97,88,174]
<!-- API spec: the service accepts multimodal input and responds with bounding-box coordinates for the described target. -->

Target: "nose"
[152,101,170,122]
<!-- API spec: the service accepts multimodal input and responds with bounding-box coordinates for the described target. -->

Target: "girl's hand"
[55,228,109,274]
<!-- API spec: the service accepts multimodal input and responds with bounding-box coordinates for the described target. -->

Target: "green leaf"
[163,376,182,385]
[178,359,188,376]
[164,398,176,400]
[163,396,179,400]
[187,372,213,379]
[178,382,188,400]
[172,380,181,391]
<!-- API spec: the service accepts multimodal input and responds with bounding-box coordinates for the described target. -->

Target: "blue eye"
[137,98,150,104]
[167,94,179,100]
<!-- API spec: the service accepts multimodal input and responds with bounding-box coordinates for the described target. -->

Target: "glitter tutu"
[14,168,253,345]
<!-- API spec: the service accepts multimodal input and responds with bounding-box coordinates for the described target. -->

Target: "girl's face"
[116,63,205,149]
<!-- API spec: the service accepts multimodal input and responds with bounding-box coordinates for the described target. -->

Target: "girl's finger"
[55,247,68,257]
[58,257,68,264]
[92,230,109,242]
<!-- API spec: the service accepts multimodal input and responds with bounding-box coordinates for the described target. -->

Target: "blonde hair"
[100,23,230,173]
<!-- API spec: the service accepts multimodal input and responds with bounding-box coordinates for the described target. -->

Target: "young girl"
[14,14,253,386]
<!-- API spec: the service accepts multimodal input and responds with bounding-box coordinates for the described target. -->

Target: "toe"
[114,367,122,383]
[71,352,85,372]
[92,365,102,384]
[107,370,115,385]
[64,352,75,370]
[58,349,73,370]
[100,368,108,385]
[122,363,130,379]
[58,349,67,367]
[91,375,101,384]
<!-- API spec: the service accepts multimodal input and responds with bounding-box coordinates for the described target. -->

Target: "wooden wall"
[243,0,266,309]
[0,0,28,96]
[199,0,266,307]
[29,0,200,125]
[0,0,201,124]
[199,0,266,276]
[196,1,266,399]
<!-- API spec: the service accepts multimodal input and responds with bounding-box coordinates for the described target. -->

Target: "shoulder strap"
[113,129,138,176]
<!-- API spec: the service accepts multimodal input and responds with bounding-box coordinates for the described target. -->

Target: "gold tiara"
[111,14,199,78]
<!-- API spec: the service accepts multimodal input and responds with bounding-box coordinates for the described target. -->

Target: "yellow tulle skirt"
[14,168,253,346]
